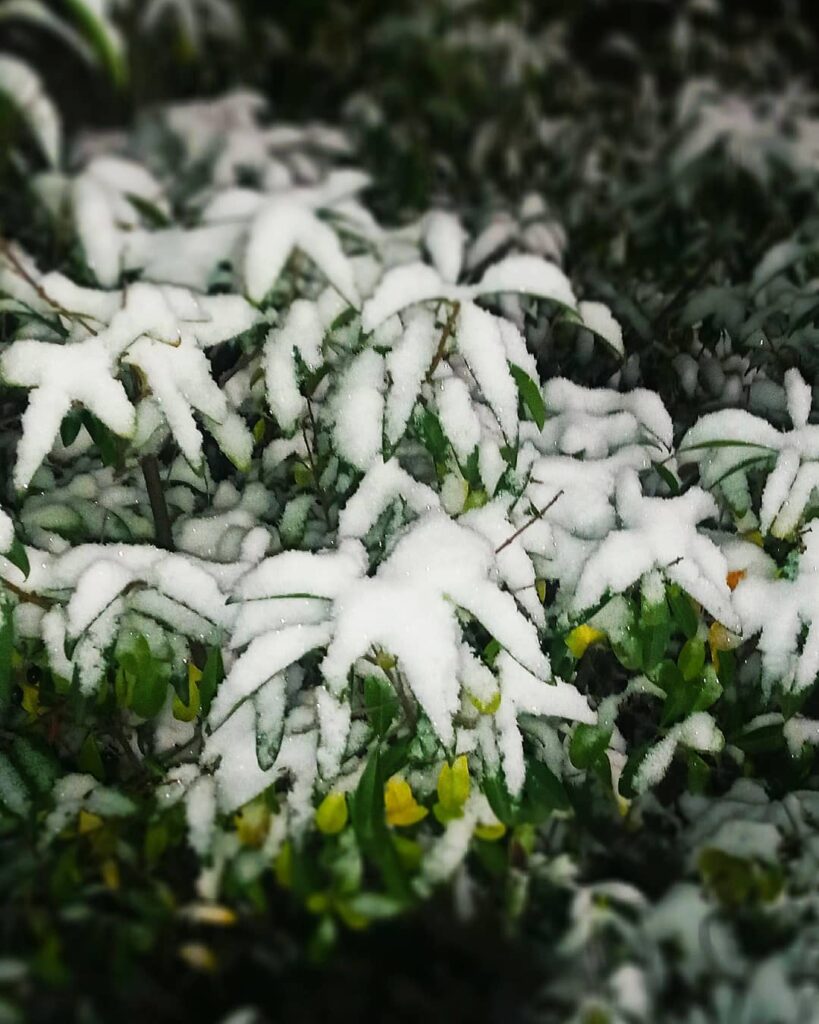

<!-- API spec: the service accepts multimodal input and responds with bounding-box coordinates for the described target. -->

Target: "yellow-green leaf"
[315,792,348,835]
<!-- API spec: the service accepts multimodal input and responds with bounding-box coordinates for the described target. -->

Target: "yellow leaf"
[274,842,293,888]
[315,791,348,835]
[469,689,501,715]
[535,579,547,604]
[306,892,331,915]
[21,682,40,717]
[181,904,237,927]
[566,624,606,659]
[173,663,201,722]
[726,569,746,591]
[474,821,506,841]
[234,797,270,848]
[101,858,120,890]
[437,755,470,815]
[375,650,396,671]
[78,809,104,834]
[253,417,266,443]
[178,943,217,973]
[708,622,741,666]
[336,900,370,931]
[742,530,764,548]
[384,777,428,827]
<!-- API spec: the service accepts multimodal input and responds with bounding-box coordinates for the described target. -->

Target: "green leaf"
[0,599,12,716]
[687,751,710,794]
[509,363,546,430]
[483,772,518,827]
[692,666,722,713]
[668,585,699,639]
[521,760,569,822]
[678,637,706,682]
[618,743,652,799]
[363,675,398,738]
[198,648,223,716]
[11,736,58,796]
[641,619,670,672]
[732,721,784,754]
[64,0,126,86]
[81,411,120,468]
[569,723,613,770]
[60,409,83,447]
[127,642,170,720]
[6,537,30,578]
[126,193,170,228]
[654,461,680,495]
[78,734,104,781]
[0,752,30,817]
[350,746,384,848]
[415,408,448,462]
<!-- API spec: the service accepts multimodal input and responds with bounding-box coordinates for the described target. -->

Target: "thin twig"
[141,455,174,550]
[495,489,564,554]
[1,580,52,609]
[302,399,332,527]
[426,301,460,382]
[0,237,98,334]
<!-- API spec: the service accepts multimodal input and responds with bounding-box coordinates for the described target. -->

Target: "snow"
[1,335,135,490]
[0,509,13,554]
[423,210,466,283]
[264,300,324,432]
[783,716,819,755]
[210,622,333,728]
[338,459,439,538]
[734,524,819,691]
[384,310,437,444]
[185,775,217,856]
[478,438,506,494]
[315,686,351,779]
[125,335,228,468]
[578,300,624,357]
[632,713,723,793]
[235,543,367,601]
[244,198,360,306]
[680,371,819,537]
[474,254,575,308]
[572,469,737,630]
[0,56,60,167]
[496,651,594,795]
[332,349,385,471]
[456,303,519,440]
[384,513,548,675]
[539,378,673,457]
[362,262,457,332]
[435,375,481,460]
[322,577,462,744]
[66,560,135,638]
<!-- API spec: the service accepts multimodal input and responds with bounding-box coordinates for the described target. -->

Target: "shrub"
[3,4,819,1023]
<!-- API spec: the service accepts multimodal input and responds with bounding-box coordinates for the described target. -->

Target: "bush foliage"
[3,3,819,1023]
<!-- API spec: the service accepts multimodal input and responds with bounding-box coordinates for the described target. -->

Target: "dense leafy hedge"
[4,3,819,1023]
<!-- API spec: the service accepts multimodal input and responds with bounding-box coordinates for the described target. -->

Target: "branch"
[0,238,98,334]
[495,490,564,554]
[425,301,460,382]
[141,455,174,550]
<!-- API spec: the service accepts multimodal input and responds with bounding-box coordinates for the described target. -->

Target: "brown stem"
[1,580,52,609]
[495,489,564,554]
[0,238,98,334]
[426,301,460,382]
[141,455,174,550]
